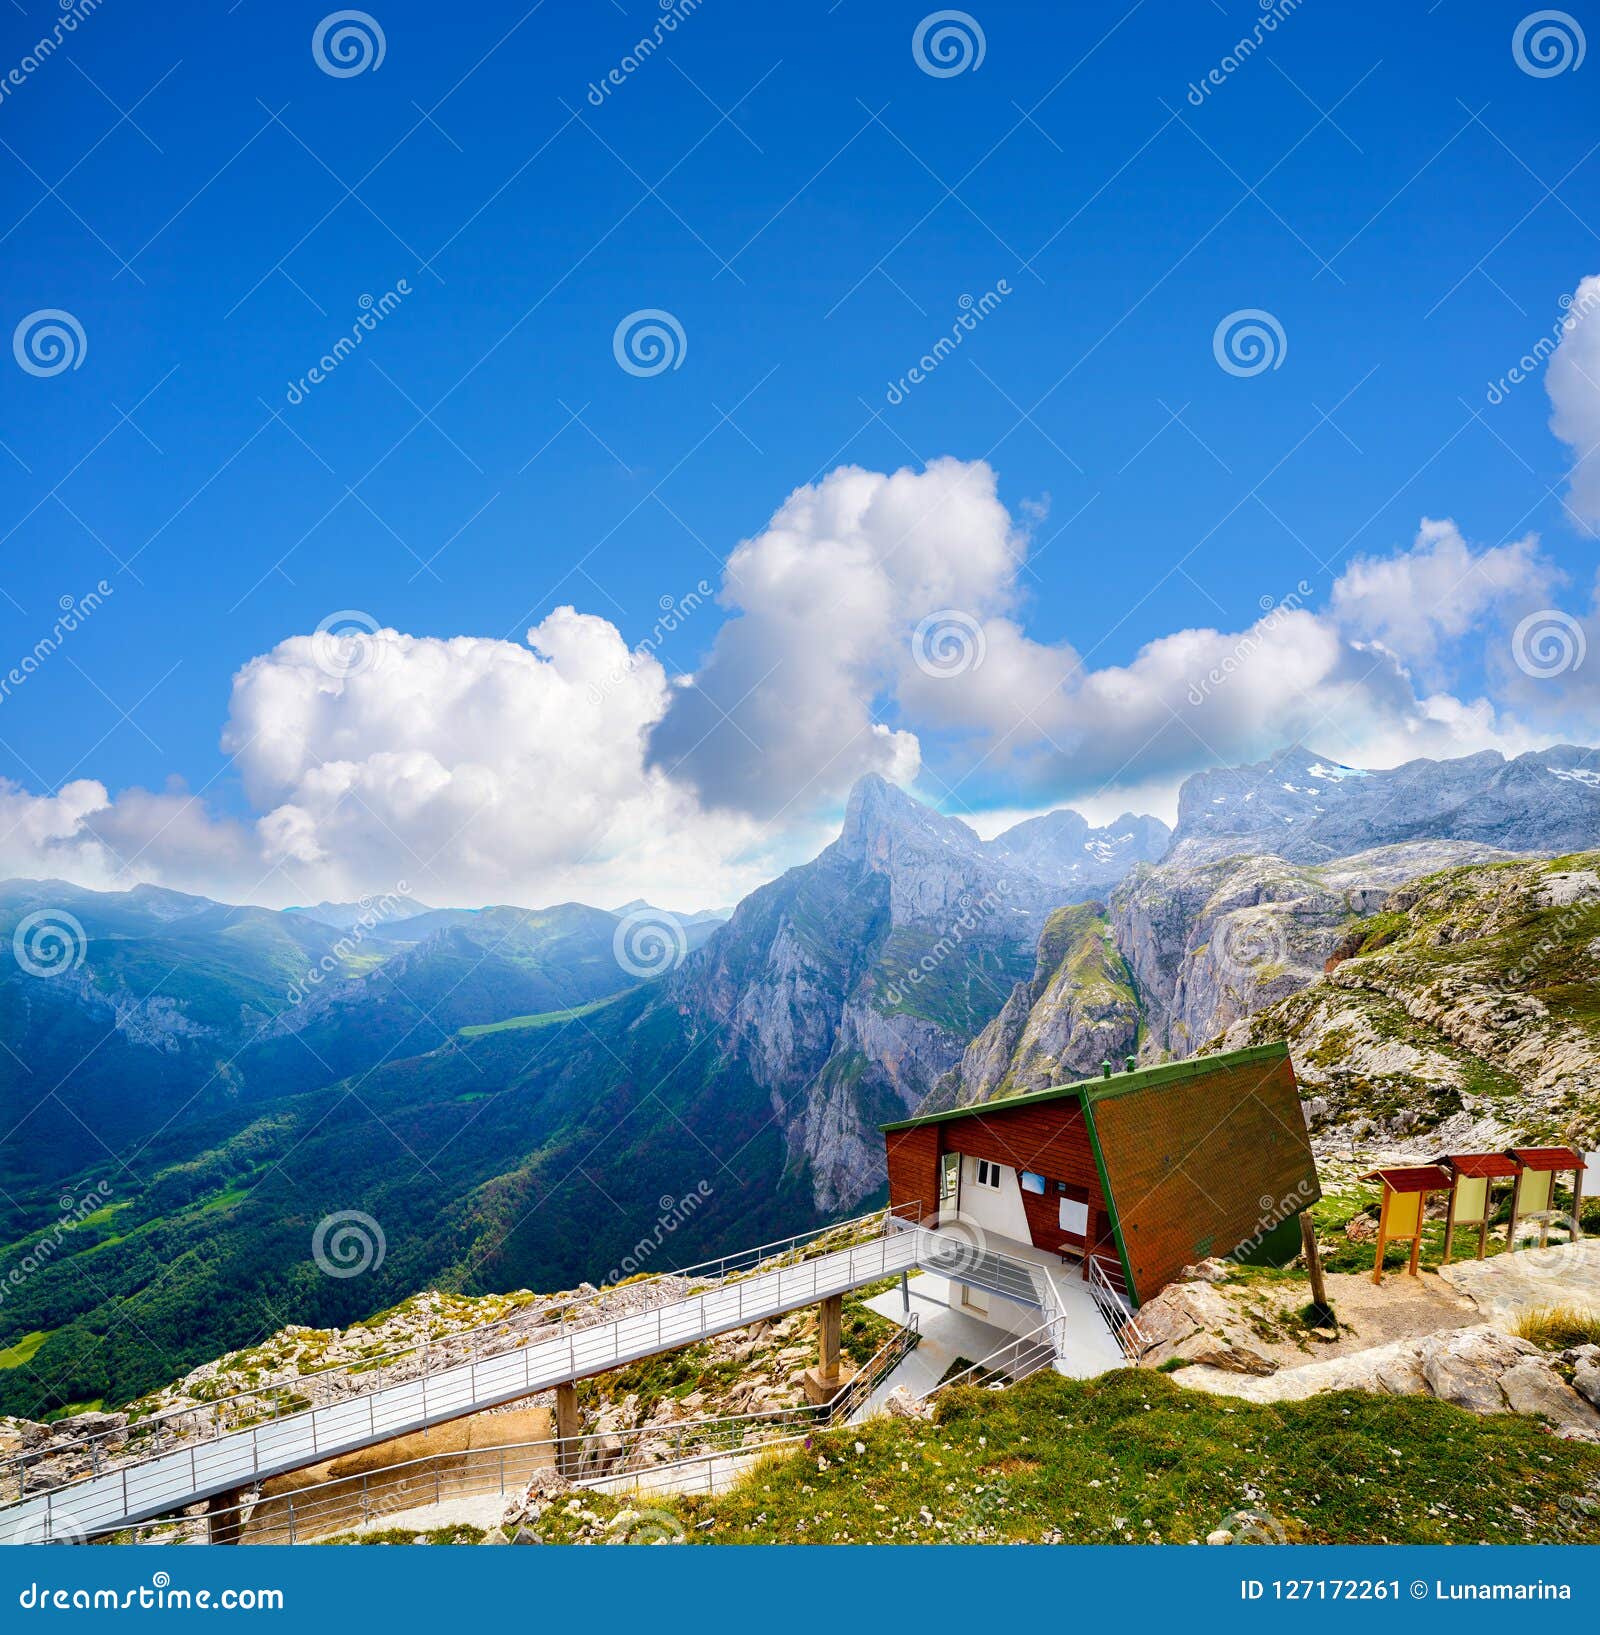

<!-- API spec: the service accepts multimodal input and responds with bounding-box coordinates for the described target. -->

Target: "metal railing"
[928,1316,1060,1398]
[145,1313,922,1543]
[1087,1257,1147,1360]
[5,1210,934,1540]
[3,1203,919,1502]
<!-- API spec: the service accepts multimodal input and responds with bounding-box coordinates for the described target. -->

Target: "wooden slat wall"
[885,1124,941,1223]
[885,1098,1121,1280]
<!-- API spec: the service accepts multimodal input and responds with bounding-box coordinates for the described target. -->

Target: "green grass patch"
[522,1369,1600,1546]
[458,994,623,1037]
[0,1330,50,1370]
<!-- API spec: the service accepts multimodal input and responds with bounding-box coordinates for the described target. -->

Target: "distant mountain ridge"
[1169,743,1600,863]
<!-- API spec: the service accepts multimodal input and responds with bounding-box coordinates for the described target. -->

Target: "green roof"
[879,1041,1291,1132]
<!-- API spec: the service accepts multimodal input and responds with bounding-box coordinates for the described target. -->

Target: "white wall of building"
[954,1152,1032,1244]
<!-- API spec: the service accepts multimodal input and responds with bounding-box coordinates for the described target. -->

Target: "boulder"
[1130,1280,1277,1376]
[1419,1328,1535,1415]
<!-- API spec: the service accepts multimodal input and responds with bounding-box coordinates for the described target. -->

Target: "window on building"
[974,1158,1003,1190]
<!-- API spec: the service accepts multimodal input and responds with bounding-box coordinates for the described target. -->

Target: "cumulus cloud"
[1548,272,1600,527]
[1328,519,1560,681]
[0,460,1589,910]
[647,457,1025,817]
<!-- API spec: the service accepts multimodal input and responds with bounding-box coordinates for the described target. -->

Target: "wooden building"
[881,1041,1320,1308]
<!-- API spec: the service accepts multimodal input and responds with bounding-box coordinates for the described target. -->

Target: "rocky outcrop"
[1222,852,1600,1148]
[1127,1276,1278,1376]
[930,902,1141,1110]
[683,775,1166,1208]
[1181,1324,1600,1440]
[1110,841,1508,1060]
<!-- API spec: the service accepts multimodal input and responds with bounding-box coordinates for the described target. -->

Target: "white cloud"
[647,457,1023,817]
[1548,272,1600,527]
[1328,518,1559,680]
[0,463,1589,911]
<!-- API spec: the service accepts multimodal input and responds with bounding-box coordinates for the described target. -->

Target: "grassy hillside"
[1227,851,1600,1147]
[521,1369,1600,1546]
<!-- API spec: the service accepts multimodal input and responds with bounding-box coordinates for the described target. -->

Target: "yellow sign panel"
[1452,1175,1488,1225]
[1386,1188,1422,1238]
[1519,1168,1553,1213]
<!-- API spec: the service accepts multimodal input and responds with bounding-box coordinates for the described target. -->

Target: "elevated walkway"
[0,1210,1126,1542]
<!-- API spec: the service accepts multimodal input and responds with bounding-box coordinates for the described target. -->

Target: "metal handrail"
[927,1315,1060,1398]
[2,1201,924,1503]
[1086,1257,1146,1360]
[160,1311,923,1543]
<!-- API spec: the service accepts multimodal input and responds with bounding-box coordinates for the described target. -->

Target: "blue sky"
[2,0,1600,908]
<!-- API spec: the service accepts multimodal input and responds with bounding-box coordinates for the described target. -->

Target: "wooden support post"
[554,1381,581,1479]
[1442,1185,1458,1263]
[803,1293,853,1405]
[1371,1190,1390,1286]
[1407,1221,1422,1278]
[1300,1213,1332,1327]
[1507,1170,1524,1252]
[1575,1164,1586,1240]
[206,1488,246,1546]
[817,1292,842,1378]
